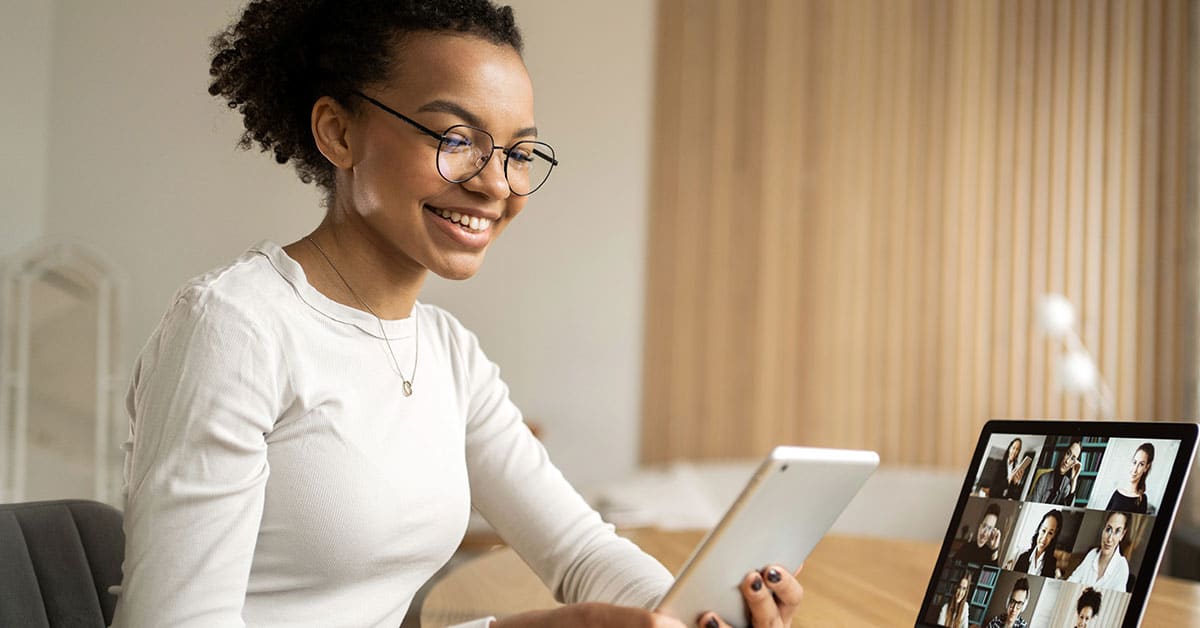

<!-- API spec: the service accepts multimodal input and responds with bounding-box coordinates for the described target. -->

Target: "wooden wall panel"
[641,0,1196,470]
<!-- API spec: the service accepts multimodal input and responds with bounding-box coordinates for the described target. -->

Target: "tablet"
[656,446,880,625]
[915,419,1198,628]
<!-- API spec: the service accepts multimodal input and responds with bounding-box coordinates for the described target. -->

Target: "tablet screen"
[916,420,1197,628]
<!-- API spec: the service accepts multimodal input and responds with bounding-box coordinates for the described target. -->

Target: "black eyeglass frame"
[351,90,558,196]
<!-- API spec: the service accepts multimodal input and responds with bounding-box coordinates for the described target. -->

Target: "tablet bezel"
[657,446,880,626]
[914,419,1198,628]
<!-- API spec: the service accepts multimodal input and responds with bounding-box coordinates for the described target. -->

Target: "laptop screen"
[916,420,1197,628]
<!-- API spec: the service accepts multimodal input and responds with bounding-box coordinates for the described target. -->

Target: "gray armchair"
[0,499,124,627]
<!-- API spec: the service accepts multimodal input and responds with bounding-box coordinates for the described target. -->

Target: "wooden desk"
[421,530,1200,627]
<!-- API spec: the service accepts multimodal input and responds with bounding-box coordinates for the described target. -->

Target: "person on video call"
[1105,443,1155,515]
[989,438,1029,499]
[110,2,805,627]
[1068,511,1132,592]
[1013,509,1062,578]
[983,577,1031,628]
[1069,587,1102,628]
[1029,439,1083,506]
[937,575,971,628]
[954,503,1004,566]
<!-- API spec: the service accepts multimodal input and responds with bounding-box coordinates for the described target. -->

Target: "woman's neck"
[1097,549,1114,574]
[286,216,428,320]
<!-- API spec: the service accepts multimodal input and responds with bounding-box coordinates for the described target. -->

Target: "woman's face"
[1036,515,1058,553]
[1008,439,1022,462]
[1074,605,1096,628]
[954,577,969,603]
[336,32,535,280]
[1130,449,1151,486]
[1100,513,1127,555]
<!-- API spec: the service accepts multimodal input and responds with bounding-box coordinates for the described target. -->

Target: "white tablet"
[656,446,880,626]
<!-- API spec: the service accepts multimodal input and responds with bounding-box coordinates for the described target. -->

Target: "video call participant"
[1029,439,1083,506]
[1013,509,1062,578]
[954,503,1003,566]
[1068,511,1131,592]
[983,577,1031,628]
[1105,443,1155,514]
[937,575,971,628]
[1070,588,1102,628]
[989,438,1029,499]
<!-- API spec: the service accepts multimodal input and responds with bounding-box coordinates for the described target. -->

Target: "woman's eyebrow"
[416,99,539,138]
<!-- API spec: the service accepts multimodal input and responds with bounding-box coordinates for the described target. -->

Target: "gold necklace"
[306,236,418,396]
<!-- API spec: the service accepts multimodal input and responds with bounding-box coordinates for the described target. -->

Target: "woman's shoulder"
[414,301,481,346]
[162,243,294,329]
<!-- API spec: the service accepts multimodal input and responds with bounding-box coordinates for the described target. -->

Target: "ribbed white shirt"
[111,242,672,627]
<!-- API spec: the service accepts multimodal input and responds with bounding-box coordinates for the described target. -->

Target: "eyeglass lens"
[437,125,556,196]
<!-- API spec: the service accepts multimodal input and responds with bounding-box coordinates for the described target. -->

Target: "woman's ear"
[312,95,356,169]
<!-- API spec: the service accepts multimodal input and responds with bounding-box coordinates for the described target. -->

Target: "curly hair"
[1077,587,1102,615]
[208,0,523,197]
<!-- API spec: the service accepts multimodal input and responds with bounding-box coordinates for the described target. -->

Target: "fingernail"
[751,576,763,591]
[767,568,781,583]
[706,617,719,628]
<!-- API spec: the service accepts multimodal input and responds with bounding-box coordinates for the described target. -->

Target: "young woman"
[1067,511,1131,593]
[1013,509,1062,578]
[937,575,971,628]
[989,437,1029,499]
[1105,443,1155,514]
[111,2,802,627]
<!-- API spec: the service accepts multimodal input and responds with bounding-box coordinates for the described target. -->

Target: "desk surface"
[421,530,1200,627]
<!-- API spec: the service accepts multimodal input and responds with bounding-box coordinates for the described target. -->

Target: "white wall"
[35,0,656,493]
[0,2,54,256]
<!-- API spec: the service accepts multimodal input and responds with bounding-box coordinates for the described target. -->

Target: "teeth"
[434,208,492,232]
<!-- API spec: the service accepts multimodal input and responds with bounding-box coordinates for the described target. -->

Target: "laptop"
[915,419,1197,628]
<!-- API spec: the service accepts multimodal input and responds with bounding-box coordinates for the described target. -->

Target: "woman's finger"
[761,564,804,620]
[740,569,781,626]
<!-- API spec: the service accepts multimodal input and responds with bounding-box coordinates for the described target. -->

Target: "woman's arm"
[453,319,673,610]
[112,289,282,627]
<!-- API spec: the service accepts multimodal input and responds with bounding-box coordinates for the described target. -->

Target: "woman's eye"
[442,134,473,151]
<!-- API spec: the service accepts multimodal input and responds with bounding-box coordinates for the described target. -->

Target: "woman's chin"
[429,256,486,281]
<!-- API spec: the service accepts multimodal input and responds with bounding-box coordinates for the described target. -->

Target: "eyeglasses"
[352,91,558,196]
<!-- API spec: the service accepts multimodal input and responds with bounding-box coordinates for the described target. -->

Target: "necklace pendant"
[402,380,413,397]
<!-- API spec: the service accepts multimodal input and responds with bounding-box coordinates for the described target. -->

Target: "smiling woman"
[108,2,802,628]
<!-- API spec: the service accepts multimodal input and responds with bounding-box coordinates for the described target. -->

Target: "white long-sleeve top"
[111,241,673,628]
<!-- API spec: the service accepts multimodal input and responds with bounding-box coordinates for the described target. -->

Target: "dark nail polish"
[751,576,763,591]
[706,617,719,628]
[767,568,781,583]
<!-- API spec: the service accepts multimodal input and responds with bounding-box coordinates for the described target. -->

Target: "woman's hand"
[698,564,804,628]
[492,602,687,628]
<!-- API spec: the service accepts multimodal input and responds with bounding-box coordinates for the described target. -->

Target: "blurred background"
[1,0,1197,577]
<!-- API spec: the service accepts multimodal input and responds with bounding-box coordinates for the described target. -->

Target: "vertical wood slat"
[640,0,1195,470]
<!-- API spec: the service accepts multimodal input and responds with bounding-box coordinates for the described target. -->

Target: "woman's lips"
[425,205,494,249]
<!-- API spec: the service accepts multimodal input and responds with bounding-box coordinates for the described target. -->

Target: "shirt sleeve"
[454,324,674,611]
[111,288,283,627]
